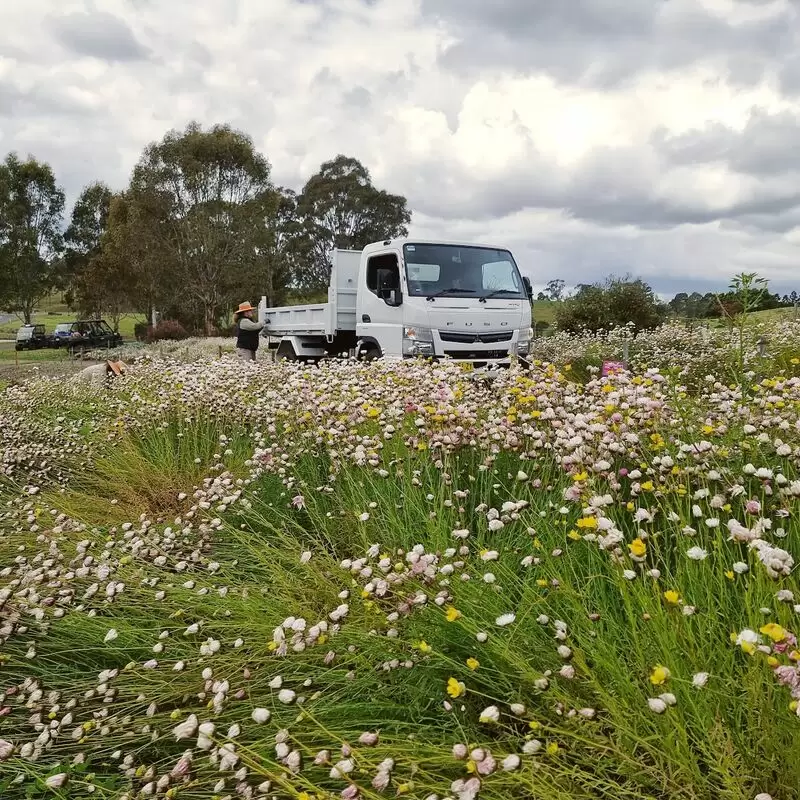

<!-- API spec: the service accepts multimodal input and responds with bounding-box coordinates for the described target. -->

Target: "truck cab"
[356,240,532,365]
[260,238,533,367]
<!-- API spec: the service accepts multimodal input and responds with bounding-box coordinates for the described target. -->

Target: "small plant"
[719,272,769,390]
[133,321,149,342]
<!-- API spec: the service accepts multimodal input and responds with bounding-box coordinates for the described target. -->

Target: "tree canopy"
[0,154,66,323]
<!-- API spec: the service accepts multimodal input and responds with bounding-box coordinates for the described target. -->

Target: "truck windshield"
[403,243,525,300]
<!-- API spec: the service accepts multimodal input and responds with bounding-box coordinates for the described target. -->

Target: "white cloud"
[1,0,799,293]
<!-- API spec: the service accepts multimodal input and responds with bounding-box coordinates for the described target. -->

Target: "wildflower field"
[1,320,800,800]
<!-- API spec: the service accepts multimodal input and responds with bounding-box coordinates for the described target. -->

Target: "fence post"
[218,345,223,359]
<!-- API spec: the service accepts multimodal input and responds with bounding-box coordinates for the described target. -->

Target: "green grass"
[1,335,799,799]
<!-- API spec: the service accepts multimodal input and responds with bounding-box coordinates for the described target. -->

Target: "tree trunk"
[204,303,215,337]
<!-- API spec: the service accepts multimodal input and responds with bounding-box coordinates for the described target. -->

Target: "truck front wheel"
[358,343,381,362]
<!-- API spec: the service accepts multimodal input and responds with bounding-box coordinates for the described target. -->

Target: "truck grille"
[439,331,513,344]
[444,349,508,360]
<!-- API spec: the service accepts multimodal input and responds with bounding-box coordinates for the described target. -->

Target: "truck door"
[357,251,404,359]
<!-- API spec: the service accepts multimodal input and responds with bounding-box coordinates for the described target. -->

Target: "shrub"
[557,275,667,334]
[144,319,189,343]
[134,321,149,342]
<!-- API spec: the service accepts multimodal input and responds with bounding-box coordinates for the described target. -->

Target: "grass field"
[0,315,799,799]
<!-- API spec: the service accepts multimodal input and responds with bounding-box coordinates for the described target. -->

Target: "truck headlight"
[516,327,533,356]
[403,326,434,357]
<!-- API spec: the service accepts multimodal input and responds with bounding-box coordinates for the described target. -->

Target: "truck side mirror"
[385,288,403,307]
[522,276,533,300]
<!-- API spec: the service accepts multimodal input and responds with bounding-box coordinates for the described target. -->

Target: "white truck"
[258,238,533,366]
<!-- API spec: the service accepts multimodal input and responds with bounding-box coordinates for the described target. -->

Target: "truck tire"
[359,346,381,362]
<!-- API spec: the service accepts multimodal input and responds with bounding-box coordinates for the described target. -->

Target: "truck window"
[482,260,520,292]
[366,254,400,296]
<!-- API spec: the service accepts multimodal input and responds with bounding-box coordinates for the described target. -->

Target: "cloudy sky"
[2,0,800,295]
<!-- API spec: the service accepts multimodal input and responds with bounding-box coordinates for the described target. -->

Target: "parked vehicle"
[51,320,123,353]
[15,324,48,351]
[51,322,76,347]
[258,239,533,367]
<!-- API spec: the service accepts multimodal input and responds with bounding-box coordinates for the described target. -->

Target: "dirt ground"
[0,341,104,385]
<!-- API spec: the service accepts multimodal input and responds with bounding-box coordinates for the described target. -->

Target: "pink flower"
[292,495,306,509]
[745,499,761,515]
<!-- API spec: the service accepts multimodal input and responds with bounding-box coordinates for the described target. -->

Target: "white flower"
[502,754,521,771]
[219,743,239,771]
[479,705,500,724]
[103,628,118,643]
[557,645,572,660]
[45,774,67,789]
[481,550,499,561]
[510,703,526,716]
[330,758,354,779]
[359,513,370,522]
[495,613,516,627]
[173,714,198,741]
[488,519,504,532]
[300,551,312,564]
[251,708,271,723]
[692,672,709,688]
[197,722,215,750]
[278,689,296,704]
[559,665,575,679]
[623,569,637,580]
[686,546,708,561]
[522,739,542,754]
[516,471,529,482]
[659,693,677,706]
[733,562,749,574]
[0,740,13,761]
[269,676,283,689]
[754,794,773,800]
[648,698,667,714]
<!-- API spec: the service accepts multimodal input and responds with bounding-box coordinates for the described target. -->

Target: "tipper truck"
[258,238,533,367]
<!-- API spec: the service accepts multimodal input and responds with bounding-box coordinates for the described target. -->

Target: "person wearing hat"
[75,359,127,387]
[234,301,264,361]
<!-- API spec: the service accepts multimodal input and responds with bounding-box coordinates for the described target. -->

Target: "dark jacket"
[236,316,264,351]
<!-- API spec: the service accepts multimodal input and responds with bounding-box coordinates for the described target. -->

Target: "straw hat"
[235,301,255,314]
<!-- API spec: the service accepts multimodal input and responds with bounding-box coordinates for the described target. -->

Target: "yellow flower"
[626,502,635,511]
[416,641,432,654]
[573,471,588,482]
[446,677,466,699]
[650,665,670,685]
[664,590,680,605]
[576,516,597,529]
[760,623,788,643]
[568,530,582,541]
[466,657,480,671]
[536,579,548,588]
[768,656,779,667]
[445,606,462,623]
[641,481,654,492]
[546,742,560,756]
[629,538,647,558]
